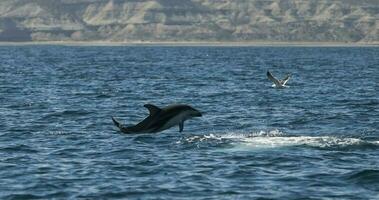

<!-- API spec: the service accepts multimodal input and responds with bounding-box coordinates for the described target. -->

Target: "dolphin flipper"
[179,121,184,132]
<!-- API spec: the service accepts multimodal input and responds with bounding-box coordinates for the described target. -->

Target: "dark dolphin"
[112,104,202,134]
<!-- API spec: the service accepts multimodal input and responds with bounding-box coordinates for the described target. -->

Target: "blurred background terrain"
[0,0,378,43]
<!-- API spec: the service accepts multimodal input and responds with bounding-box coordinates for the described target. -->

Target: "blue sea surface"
[0,45,378,199]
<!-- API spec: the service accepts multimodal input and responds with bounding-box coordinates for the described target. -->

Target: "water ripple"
[0,46,378,199]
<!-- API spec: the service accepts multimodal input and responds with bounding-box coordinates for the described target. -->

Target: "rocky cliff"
[0,0,378,42]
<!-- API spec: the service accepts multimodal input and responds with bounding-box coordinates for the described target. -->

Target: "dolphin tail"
[112,117,122,128]
[112,117,132,134]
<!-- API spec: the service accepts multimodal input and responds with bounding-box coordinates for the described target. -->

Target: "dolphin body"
[112,104,202,134]
[267,71,291,88]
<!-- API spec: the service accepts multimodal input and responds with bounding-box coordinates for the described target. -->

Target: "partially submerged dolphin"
[112,104,202,134]
[267,71,291,88]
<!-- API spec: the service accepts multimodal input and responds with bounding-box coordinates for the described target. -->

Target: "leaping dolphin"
[112,104,202,134]
[267,71,291,88]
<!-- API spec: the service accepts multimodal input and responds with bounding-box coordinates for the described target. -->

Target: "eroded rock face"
[0,0,378,42]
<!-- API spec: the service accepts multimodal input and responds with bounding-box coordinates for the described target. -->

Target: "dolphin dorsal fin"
[144,104,161,116]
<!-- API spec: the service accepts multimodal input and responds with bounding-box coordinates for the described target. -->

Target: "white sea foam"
[238,136,363,149]
[185,130,379,150]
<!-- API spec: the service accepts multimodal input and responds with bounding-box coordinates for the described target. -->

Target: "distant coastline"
[0,41,378,47]
[1,1,378,45]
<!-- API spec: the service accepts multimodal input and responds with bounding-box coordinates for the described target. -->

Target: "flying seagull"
[267,71,291,88]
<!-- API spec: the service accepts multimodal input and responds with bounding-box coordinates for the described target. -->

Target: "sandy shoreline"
[0,41,378,47]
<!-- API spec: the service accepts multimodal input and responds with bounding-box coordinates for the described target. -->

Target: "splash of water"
[183,130,379,150]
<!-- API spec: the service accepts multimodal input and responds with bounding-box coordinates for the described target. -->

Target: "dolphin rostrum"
[267,70,291,88]
[112,104,202,134]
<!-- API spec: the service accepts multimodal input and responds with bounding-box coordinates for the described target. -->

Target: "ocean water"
[0,45,378,199]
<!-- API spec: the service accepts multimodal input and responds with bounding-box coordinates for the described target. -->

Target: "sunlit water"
[0,46,378,199]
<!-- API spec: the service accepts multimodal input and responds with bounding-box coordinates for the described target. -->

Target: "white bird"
[267,71,291,88]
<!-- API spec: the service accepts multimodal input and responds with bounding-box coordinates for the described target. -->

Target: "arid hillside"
[0,0,378,42]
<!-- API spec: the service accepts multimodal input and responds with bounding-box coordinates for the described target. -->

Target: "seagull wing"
[267,71,282,87]
[281,74,291,85]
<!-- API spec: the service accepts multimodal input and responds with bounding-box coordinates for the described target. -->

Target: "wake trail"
[183,130,379,150]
